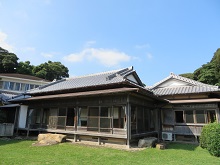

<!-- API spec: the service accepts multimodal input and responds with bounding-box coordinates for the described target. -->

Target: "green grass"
[0,140,219,165]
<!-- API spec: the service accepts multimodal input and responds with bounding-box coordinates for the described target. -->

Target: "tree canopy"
[0,47,19,73]
[180,48,220,86]
[33,61,69,81]
[0,47,69,81]
[17,61,34,75]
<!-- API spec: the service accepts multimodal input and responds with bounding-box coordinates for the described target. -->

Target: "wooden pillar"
[27,124,30,137]
[74,134,77,142]
[98,106,101,133]
[74,107,78,131]
[111,106,114,134]
[143,107,145,132]
[217,108,220,123]
[126,94,131,148]
[157,108,160,142]
[14,106,19,136]
[98,137,101,145]
[135,107,137,134]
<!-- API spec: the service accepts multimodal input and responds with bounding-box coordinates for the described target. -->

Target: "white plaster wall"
[158,79,189,88]
[18,105,28,128]
[127,74,138,84]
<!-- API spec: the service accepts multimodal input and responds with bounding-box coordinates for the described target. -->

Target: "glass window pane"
[175,111,184,123]
[185,111,194,123]
[9,82,15,90]
[87,107,99,131]
[207,110,216,123]
[15,83,21,91]
[25,84,30,91]
[59,108,66,116]
[3,81,10,89]
[196,110,205,123]
[30,84,34,89]
[42,108,49,124]
[78,107,88,126]
[0,81,3,89]
[66,108,75,126]
[100,107,111,117]
[89,107,99,116]
[20,83,25,91]
[100,107,111,132]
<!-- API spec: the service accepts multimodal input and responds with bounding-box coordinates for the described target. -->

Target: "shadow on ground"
[165,142,199,151]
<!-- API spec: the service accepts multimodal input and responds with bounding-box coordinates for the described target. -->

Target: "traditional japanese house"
[150,73,220,142]
[10,67,166,146]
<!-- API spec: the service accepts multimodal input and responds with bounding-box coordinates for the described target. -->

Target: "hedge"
[200,122,220,157]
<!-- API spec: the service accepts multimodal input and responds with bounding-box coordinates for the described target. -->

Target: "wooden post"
[98,106,101,133]
[98,137,101,145]
[40,108,43,129]
[157,109,160,142]
[74,107,78,131]
[217,108,220,123]
[64,116,67,131]
[111,106,114,134]
[74,134,77,142]
[16,106,21,135]
[143,107,145,132]
[126,94,131,148]
[135,107,137,134]
[27,124,30,138]
[14,106,18,136]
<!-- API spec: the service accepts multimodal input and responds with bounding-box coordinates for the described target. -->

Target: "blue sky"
[0,0,220,85]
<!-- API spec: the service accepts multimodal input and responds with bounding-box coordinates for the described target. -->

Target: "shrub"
[200,124,209,149]
[200,122,220,157]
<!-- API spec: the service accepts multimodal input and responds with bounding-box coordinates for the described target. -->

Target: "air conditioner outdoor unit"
[162,132,173,141]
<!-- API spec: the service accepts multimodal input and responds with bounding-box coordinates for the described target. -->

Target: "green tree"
[179,73,194,79]
[33,61,69,81]
[17,61,34,75]
[193,62,218,85]
[211,48,220,85]
[181,48,220,86]
[0,47,19,73]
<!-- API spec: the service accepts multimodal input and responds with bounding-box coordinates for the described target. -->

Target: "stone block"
[138,137,157,148]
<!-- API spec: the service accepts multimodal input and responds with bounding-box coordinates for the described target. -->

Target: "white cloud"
[41,52,54,58]
[21,47,36,52]
[0,31,14,52]
[84,40,96,48]
[63,48,131,67]
[135,44,150,49]
[146,53,153,59]
[63,52,84,62]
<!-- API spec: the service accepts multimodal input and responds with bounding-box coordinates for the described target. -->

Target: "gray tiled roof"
[153,86,219,96]
[0,73,49,82]
[151,73,220,96]
[0,92,17,102]
[28,66,143,94]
